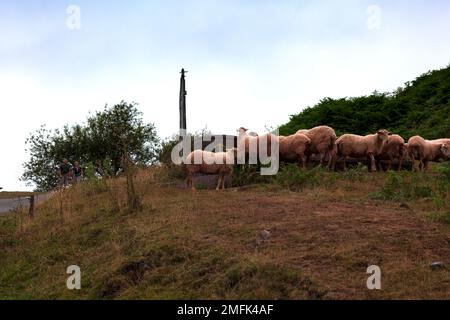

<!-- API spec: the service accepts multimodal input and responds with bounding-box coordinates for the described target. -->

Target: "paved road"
[0,194,52,216]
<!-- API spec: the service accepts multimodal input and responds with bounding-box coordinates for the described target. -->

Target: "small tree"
[22,101,160,191]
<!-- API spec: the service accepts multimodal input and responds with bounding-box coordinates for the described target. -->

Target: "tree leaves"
[279,66,450,139]
[22,101,161,191]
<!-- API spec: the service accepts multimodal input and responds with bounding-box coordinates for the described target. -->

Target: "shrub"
[158,138,186,181]
[372,168,449,203]
[232,165,269,187]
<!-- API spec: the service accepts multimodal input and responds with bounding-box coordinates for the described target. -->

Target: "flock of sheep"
[185,125,450,190]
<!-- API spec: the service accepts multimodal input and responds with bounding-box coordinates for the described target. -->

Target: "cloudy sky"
[1,0,450,190]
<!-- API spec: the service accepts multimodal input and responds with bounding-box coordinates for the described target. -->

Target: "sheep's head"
[237,127,249,135]
[377,129,390,142]
[440,144,450,158]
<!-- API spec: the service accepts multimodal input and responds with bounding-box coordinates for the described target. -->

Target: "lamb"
[295,126,337,169]
[278,133,311,168]
[185,148,237,191]
[375,134,407,171]
[407,136,450,171]
[333,130,390,172]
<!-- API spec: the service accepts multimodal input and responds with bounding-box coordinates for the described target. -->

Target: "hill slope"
[0,167,449,299]
[279,65,450,138]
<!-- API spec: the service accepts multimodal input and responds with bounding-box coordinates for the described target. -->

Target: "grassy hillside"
[279,65,450,138]
[0,165,449,299]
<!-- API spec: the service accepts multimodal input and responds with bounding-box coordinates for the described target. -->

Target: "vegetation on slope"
[279,65,450,138]
[1,165,449,299]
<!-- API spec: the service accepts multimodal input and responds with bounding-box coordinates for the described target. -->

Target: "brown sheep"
[407,136,450,171]
[333,130,390,172]
[296,126,337,169]
[376,134,407,171]
[185,148,237,191]
[433,138,450,146]
[279,133,311,168]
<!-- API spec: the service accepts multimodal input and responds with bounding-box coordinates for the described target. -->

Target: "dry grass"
[0,192,43,200]
[0,166,449,299]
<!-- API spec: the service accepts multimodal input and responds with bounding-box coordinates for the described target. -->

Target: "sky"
[1,0,450,190]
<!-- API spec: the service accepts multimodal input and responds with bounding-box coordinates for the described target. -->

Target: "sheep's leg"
[411,155,419,172]
[422,160,429,172]
[305,155,311,168]
[385,156,393,171]
[376,158,382,172]
[300,155,307,169]
[398,156,404,171]
[188,173,196,191]
[221,174,226,190]
[216,175,222,191]
[326,151,333,170]
[418,160,424,172]
[319,153,325,168]
[386,160,392,171]
[368,154,377,172]
[330,153,337,171]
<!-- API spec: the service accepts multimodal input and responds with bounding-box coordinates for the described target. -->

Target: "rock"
[260,230,271,240]
[430,262,446,270]
[399,202,411,210]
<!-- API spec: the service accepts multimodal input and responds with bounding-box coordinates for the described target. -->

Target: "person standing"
[72,161,83,184]
[59,159,72,189]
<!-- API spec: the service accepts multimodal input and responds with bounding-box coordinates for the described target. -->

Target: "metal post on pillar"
[179,68,187,137]
[28,195,35,219]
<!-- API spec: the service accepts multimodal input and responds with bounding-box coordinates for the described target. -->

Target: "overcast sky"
[1,0,450,190]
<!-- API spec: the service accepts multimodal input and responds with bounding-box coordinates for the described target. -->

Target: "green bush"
[372,170,448,202]
[232,165,270,187]
[435,162,450,194]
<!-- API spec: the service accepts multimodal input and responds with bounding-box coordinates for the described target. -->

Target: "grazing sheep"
[433,138,450,145]
[334,130,390,172]
[237,127,275,158]
[376,134,407,171]
[279,133,311,168]
[407,136,450,171]
[237,127,258,137]
[185,148,237,191]
[237,127,259,155]
[296,126,337,169]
